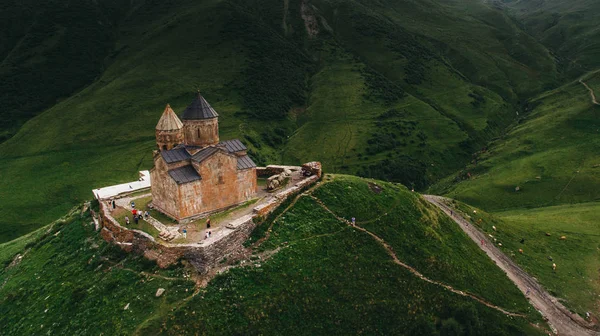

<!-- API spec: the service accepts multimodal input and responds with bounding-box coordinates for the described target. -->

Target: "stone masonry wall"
[99,164,321,274]
[183,118,219,148]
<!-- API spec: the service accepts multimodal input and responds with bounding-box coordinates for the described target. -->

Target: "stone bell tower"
[155,104,184,150]
[182,92,219,148]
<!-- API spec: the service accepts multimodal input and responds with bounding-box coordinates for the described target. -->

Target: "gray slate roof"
[237,155,257,170]
[181,93,219,120]
[168,165,201,184]
[161,147,191,163]
[191,146,220,163]
[220,139,247,153]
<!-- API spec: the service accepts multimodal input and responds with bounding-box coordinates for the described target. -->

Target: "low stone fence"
[256,165,302,178]
[98,166,321,273]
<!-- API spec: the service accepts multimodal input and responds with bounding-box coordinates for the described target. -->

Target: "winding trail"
[424,195,600,336]
[580,79,600,106]
[309,195,525,318]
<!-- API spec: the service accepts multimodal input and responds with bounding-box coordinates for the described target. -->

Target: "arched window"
[197,128,201,138]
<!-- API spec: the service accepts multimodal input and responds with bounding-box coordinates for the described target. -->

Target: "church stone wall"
[150,158,181,220]
[155,129,184,150]
[183,118,219,147]
[179,152,240,218]
[236,168,257,202]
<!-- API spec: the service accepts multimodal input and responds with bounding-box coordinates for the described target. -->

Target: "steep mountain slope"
[0,0,559,242]
[0,0,129,142]
[0,176,546,335]
[502,0,600,77]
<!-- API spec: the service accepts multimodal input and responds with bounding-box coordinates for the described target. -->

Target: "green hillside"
[502,0,600,77]
[0,0,562,242]
[430,70,600,316]
[0,176,546,335]
[0,0,128,142]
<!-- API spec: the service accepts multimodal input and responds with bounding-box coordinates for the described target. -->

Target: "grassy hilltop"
[0,176,546,335]
[0,0,561,242]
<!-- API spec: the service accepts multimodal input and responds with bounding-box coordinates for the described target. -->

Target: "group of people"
[123,201,149,225]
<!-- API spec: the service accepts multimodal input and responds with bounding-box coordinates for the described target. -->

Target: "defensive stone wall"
[98,164,321,273]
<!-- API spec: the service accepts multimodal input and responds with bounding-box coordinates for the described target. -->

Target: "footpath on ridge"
[308,194,525,318]
[580,79,600,106]
[424,195,600,336]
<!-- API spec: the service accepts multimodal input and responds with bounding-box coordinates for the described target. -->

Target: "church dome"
[156,104,184,131]
[181,92,219,120]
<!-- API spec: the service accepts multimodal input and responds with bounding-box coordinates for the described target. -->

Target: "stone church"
[150,93,257,222]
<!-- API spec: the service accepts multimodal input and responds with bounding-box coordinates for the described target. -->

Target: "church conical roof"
[181,92,219,120]
[156,104,183,131]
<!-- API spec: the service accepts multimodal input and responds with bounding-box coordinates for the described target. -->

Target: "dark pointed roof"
[181,93,219,120]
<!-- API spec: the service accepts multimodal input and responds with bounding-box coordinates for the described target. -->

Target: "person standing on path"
[134,215,139,225]
[112,199,116,209]
[351,217,356,226]
[206,217,211,229]
[183,228,187,239]
[125,216,130,225]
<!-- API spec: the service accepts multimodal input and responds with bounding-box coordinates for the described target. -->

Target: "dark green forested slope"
[502,0,600,77]
[0,0,560,242]
[0,0,130,142]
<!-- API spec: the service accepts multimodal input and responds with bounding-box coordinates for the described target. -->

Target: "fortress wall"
[99,164,321,274]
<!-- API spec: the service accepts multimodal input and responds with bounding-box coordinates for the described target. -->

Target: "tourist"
[208,230,212,238]
[205,231,209,239]
[131,201,135,208]
[525,288,530,296]
[183,228,187,239]
[134,215,139,225]
[351,217,356,226]
[144,210,149,219]
[206,217,211,229]
[552,263,556,272]
[112,199,116,209]
[125,216,130,225]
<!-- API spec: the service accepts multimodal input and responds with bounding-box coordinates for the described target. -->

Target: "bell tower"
[155,104,184,150]
[181,92,219,148]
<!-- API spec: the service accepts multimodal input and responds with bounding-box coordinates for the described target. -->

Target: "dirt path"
[424,195,600,336]
[309,195,525,318]
[580,79,600,106]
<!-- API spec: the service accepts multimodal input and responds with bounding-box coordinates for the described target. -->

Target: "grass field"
[448,199,600,317]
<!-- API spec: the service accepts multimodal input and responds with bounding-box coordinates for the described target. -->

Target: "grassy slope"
[449,200,600,317]
[429,71,600,315]
[432,71,600,211]
[0,0,126,142]
[0,176,545,335]
[503,0,600,77]
[0,209,196,335]
[0,0,558,242]
[137,175,543,335]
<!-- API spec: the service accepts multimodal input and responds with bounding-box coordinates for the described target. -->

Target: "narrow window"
[198,128,201,138]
